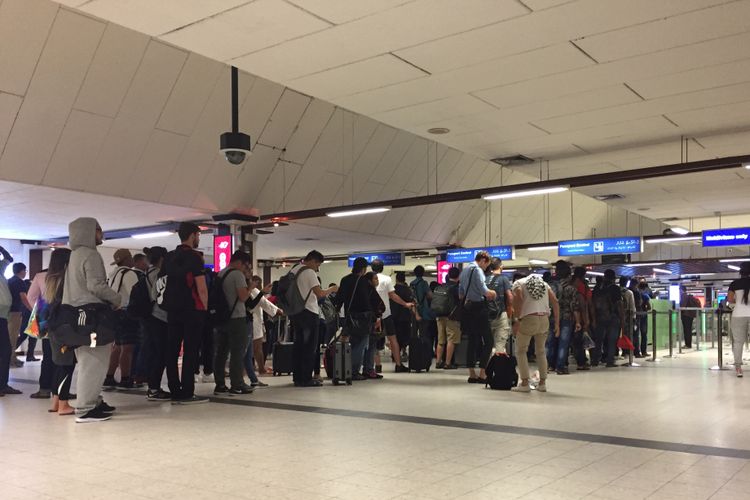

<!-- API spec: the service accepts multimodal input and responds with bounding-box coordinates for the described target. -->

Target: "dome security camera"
[220,131,251,166]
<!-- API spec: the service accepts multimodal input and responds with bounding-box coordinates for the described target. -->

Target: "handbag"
[24,302,42,338]
[342,276,371,338]
[48,303,118,349]
[449,268,475,322]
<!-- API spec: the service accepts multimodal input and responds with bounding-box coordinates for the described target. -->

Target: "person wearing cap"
[103,249,141,390]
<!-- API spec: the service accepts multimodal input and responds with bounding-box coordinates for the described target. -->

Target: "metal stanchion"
[696,310,702,352]
[677,308,683,354]
[646,309,659,362]
[711,310,716,349]
[710,308,728,371]
[665,309,675,358]
[624,314,638,367]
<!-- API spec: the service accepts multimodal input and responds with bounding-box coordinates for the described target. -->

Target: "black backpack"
[207,269,241,326]
[485,354,518,390]
[593,284,619,319]
[430,284,455,317]
[276,265,313,317]
[127,271,153,320]
[161,249,197,313]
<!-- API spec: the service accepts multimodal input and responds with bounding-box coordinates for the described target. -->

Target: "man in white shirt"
[371,259,412,373]
[104,249,141,390]
[248,275,281,383]
[289,250,337,387]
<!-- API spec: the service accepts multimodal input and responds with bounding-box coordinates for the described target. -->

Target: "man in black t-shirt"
[7,263,31,368]
[161,222,209,404]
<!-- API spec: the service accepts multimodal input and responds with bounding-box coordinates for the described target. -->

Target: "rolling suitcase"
[272,318,294,376]
[408,318,432,372]
[324,328,352,385]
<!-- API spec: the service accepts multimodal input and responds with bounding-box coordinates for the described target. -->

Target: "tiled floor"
[2,344,750,499]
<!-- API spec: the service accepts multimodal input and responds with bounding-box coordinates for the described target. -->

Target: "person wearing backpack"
[160,222,210,405]
[410,265,436,344]
[591,269,625,368]
[548,261,582,375]
[486,258,514,356]
[434,267,461,369]
[141,246,172,401]
[511,274,559,393]
[285,251,337,387]
[333,257,372,381]
[103,249,141,390]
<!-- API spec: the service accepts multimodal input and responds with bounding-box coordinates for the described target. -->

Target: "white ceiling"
[47,0,750,220]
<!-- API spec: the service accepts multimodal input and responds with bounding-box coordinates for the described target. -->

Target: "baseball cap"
[111,248,133,266]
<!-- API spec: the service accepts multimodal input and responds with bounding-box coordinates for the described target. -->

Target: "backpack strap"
[112,268,135,294]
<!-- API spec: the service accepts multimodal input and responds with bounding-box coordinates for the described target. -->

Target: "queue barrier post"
[677,308,683,355]
[710,308,729,371]
[665,309,675,358]
[646,309,659,362]
[696,309,702,352]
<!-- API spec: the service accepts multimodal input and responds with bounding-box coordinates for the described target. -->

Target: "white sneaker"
[511,385,531,393]
[202,373,215,383]
[536,383,547,392]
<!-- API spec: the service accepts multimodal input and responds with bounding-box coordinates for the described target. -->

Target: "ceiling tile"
[257,89,311,150]
[42,110,112,190]
[159,0,331,61]
[0,92,22,152]
[283,99,336,165]
[575,1,750,63]
[156,53,224,136]
[74,23,150,117]
[122,130,188,202]
[79,0,250,36]
[238,76,285,149]
[285,0,414,25]
[0,0,59,96]
[0,9,104,184]
[371,94,495,130]
[231,0,529,82]
[393,0,728,74]
[289,54,427,100]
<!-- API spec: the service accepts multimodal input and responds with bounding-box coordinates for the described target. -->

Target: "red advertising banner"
[437,261,451,284]
[213,235,232,272]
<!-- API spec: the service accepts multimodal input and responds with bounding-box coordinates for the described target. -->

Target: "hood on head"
[68,217,100,250]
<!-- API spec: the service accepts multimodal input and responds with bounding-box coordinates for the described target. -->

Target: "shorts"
[382,316,397,337]
[436,317,461,345]
[115,313,141,346]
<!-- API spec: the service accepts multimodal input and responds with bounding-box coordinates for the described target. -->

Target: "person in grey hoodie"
[63,218,122,423]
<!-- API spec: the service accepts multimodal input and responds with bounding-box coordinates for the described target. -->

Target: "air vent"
[490,154,535,166]
[594,194,624,201]
[256,229,274,235]
[296,237,318,241]
[657,217,679,222]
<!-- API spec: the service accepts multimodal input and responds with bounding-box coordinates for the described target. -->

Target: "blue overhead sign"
[445,245,514,263]
[348,252,404,267]
[558,237,642,256]
[702,227,750,247]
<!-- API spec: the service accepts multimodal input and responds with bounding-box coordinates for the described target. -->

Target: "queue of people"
[2,217,750,419]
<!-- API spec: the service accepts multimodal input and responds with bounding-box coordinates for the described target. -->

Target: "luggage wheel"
[346,379,352,385]
[332,379,340,386]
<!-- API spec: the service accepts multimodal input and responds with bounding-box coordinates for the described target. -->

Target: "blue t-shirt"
[410,277,434,320]
[458,264,489,302]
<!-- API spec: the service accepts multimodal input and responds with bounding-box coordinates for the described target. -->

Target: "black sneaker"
[172,395,210,405]
[116,378,134,390]
[214,385,230,395]
[1,386,22,395]
[436,361,445,369]
[352,373,367,381]
[147,389,172,401]
[76,408,112,423]
[30,390,51,399]
[229,385,254,395]
[375,364,383,373]
[443,364,458,370]
[365,371,383,379]
[250,381,268,388]
[102,375,117,390]
[395,364,409,373]
[96,401,116,413]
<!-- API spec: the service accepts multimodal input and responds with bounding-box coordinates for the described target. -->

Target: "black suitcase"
[272,319,294,376]
[324,329,352,385]
[408,319,432,372]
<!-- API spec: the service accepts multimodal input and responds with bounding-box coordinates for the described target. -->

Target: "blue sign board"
[445,245,514,263]
[558,237,642,256]
[702,227,750,247]
[348,252,404,267]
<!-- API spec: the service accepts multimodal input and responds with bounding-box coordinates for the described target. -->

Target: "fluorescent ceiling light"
[132,231,173,239]
[653,268,672,274]
[424,265,437,270]
[744,163,750,169]
[625,262,665,267]
[587,271,604,276]
[528,259,549,265]
[326,207,390,218]
[482,186,568,201]
[526,245,558,251]
[728,265,741,271]
[644,236,701,244]
[670,226,689,235]
[720,258,750,263]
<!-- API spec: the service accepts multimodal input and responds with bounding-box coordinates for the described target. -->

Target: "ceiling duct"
[490,154,535,166]
[593,194,625,201]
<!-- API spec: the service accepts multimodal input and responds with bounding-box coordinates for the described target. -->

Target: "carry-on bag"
[272,318,294,376]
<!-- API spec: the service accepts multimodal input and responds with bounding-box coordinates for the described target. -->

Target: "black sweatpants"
[167,311,205,400]
[145,316,169,391]
[291,310,319,385]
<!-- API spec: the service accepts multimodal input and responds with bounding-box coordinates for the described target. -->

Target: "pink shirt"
[27,271,46,308]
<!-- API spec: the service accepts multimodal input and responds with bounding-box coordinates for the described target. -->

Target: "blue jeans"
[555,320,574,370]
[594,319,621,365]
[545,323,558,369]
[635,314,649,355]
[351,333,369,375]
[243,324,258,384]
